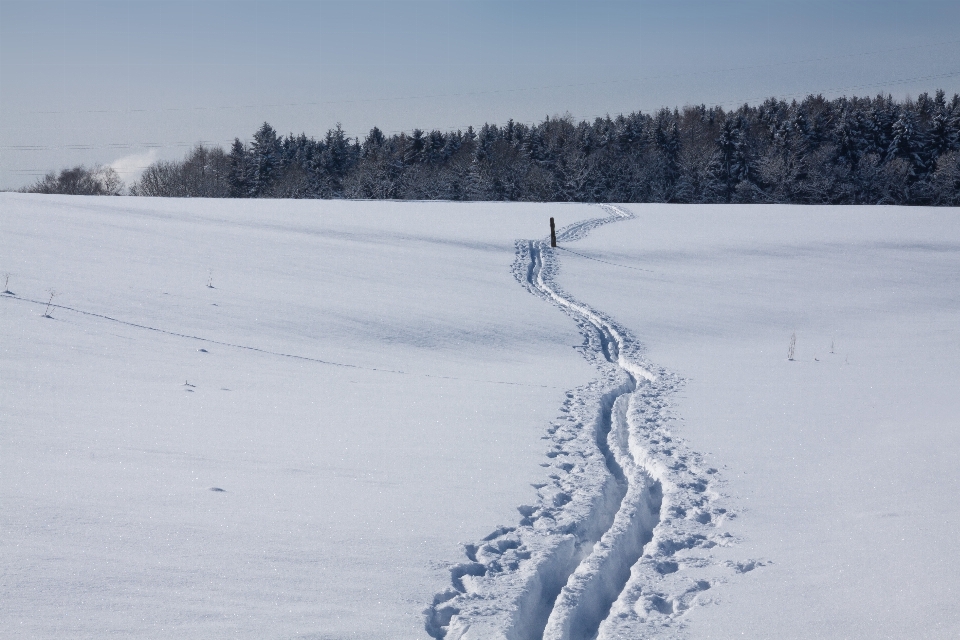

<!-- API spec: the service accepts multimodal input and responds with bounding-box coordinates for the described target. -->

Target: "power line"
[557,247,656,274]
[6,38,959,119]
[3,140,233,153]
[713,69,960,109]
[1,293,560,390]
[1,68,958,159]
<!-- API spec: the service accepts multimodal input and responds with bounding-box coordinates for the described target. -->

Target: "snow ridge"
[425,206,743,639]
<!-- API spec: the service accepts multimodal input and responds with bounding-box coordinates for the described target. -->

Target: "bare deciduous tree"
[23,165,123,196]
[130,145,230,197]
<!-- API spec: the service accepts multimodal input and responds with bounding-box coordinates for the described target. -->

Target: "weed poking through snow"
[42,290,57,318]
[788,332,796,361]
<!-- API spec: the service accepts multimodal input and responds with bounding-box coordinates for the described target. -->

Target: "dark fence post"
[550,217,557,248]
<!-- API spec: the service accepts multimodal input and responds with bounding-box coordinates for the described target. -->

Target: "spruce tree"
[249,122,281,196]
[227,138,250,198]
[889,110,929,177]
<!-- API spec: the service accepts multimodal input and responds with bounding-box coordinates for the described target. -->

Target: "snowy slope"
[424,207,733,640]
[4,196,960,639]
[0,195,601,639]
[555,204,960,639]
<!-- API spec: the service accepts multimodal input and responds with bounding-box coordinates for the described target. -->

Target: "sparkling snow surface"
[3,196,960,639]
[558,204,960,639]
[1,195,597,638]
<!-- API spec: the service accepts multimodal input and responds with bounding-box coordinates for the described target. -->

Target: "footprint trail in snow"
[425,205,759,640]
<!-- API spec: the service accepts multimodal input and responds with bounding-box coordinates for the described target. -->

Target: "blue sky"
[2,0,959,188]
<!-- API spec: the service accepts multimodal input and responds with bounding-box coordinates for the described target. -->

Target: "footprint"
[655,561,679,575]
[728,559,765,573]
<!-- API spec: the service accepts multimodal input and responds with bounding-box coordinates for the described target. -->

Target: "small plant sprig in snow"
[2,273,13,295]
[42,289,57,318]
[788,332,796,361]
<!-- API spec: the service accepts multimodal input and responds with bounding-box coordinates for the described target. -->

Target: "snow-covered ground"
[557,205,960,639]
[2,195,959,639]
[0,195,601,638]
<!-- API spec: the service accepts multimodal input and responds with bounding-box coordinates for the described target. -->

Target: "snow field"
[5,195,959,639]
[0,195,602,638]
[557,204,960,638]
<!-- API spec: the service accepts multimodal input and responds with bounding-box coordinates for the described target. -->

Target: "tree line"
[25,90,960,205]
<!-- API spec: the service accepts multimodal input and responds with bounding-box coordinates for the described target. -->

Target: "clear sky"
[2,0,959,189]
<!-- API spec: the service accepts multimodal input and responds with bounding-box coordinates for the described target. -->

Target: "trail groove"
[426,205,739,640]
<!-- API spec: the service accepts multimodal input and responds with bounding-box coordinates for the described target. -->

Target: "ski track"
[426,205,760,640]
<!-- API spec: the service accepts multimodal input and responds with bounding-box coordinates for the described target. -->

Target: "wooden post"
[550,217,557,248]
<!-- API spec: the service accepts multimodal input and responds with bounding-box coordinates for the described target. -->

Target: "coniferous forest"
[30,91,960,205]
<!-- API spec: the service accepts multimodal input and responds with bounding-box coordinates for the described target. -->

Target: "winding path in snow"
[426,205,740,640]
[527,207,661,639]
